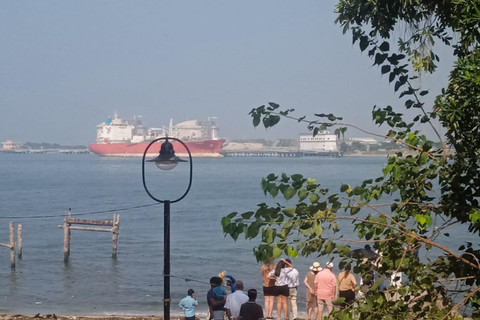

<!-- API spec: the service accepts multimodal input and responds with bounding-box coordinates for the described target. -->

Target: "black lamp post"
[142,136,193,320]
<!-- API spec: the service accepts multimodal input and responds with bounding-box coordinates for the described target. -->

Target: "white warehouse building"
[299,131,338,152]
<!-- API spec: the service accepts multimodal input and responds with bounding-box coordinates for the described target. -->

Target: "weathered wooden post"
[63,214,71,263]
[17,224,22,259]
[9,221,15,268]
[112,214,120,259]
[59,213,120,262]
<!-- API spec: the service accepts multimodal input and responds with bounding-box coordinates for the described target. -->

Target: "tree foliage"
[222,0,480,319]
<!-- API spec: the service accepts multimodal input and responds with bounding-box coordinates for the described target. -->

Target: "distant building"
[299,131,338,152]
[347,137,378,145]
[2,140,21,150]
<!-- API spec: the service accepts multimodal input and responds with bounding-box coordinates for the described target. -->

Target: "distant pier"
[220,150,342,157]
[0,149,90,154]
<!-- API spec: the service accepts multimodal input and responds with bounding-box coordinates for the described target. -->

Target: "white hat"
[310,262,322,272]
[326,262,334,268]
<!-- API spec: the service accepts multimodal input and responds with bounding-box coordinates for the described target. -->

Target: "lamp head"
[147,137,187,170]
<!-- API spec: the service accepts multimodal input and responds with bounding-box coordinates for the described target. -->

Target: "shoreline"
[0,315,177,320]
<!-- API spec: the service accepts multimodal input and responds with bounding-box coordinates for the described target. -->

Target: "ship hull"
[89,139,225,157]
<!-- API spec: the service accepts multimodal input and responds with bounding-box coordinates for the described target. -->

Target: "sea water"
[0,154,463,316]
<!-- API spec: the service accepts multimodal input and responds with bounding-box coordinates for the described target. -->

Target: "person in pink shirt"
[314,261,337,319]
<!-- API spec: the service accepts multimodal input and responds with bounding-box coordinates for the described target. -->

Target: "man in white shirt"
[225,281,249,320]
[285,259,300,320]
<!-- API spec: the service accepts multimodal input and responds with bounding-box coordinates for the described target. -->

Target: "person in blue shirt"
[179,289,198,320]
[212,284,226,301]
[219,271,237,293]
[225,274,237,293]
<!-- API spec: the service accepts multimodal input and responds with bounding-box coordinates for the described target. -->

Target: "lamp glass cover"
[155,161,178,171]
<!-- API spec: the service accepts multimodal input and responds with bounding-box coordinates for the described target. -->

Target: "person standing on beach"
[304,262,321,320]
[314,262,337,319]
[261,257,276,319]
[337,264,357,309]
[219,270,237,293]
[285,259,299,320]
[239,289,264,320]
[225,281,249,320]
[207,276,226,320]
[269,259,292,320]
[179,289,198,320]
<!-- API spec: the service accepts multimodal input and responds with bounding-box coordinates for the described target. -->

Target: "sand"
[0,315,180,320]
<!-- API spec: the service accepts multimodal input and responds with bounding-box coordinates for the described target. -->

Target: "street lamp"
[142,136,193,320]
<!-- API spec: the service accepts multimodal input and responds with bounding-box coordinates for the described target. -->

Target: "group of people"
[262,259,358,320]
[179,259,361,320]
[180,272,263,320]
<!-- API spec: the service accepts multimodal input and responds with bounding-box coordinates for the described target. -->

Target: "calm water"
[0,154,462,316]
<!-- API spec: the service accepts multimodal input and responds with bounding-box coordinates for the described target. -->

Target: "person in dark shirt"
[239,289,264,320]
[207,276,226,320]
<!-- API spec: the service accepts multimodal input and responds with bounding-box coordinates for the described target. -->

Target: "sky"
[0,1,455,146]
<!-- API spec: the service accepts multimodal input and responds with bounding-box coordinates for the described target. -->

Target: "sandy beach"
[0,315,178,320]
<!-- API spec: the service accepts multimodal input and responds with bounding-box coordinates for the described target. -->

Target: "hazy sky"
[0,1,455,146]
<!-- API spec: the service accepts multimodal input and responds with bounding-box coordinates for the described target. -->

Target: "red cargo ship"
[88,114,225,157]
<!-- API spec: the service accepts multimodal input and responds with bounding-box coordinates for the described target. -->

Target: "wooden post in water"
[17,224,22,259]
[58,213,120,262]
[0,222,17,268]
[9,221,15,269]
[112,214,120,259]
[63,211,71,263]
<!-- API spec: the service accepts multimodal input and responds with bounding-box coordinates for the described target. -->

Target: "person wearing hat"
[304,262,322,320]
[314,261,337,319]
[179,289,198,320]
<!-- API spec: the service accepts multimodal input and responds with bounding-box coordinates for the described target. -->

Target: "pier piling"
[59,212,120,263]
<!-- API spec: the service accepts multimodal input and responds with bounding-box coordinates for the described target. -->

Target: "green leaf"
[247,221,262,239]
[283,207,296,217]
[227,212,238,218]
[298,189,308,201]
[252,114,261,127]
[324,242,334,254]
[359,36,369,51]
[416,214,427,225]
[270,115,281,126]
[389,72,396,83]
[313,224,323,236]
[394,80,402,92]
[287,246,299,258]
[267,173,277,181]
[381,65,391,74]
[241,211,254,219]
[374,53,387,65]
[353,186,364,195]
[272,247,283,259]
[268,102,280,109]
[221,216,231,230]
[264,228,276,244]
[291,174,304,181]
[282,186,297,200]
[268,183,279,197]
[379,41,390,51]
[310,192,320,203]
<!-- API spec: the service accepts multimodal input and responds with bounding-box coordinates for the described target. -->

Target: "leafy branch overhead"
[223,0,480,319]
